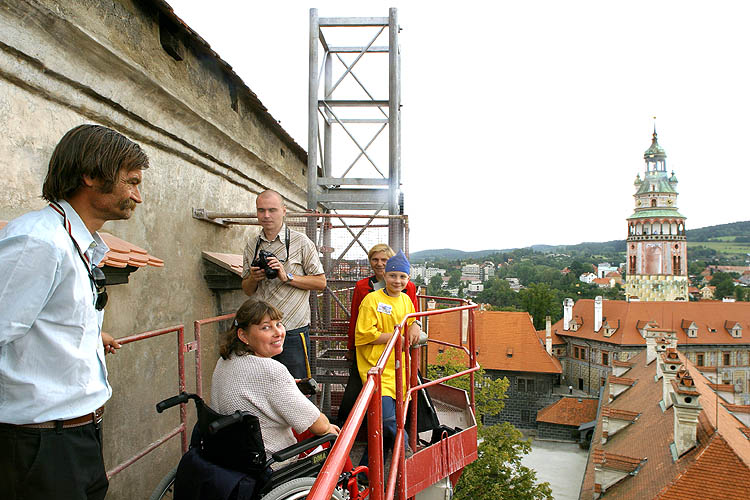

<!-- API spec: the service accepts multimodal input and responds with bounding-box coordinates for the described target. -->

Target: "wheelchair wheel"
[262,476,345,500]
[149,466,178,500]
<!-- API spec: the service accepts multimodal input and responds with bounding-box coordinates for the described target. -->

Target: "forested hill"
[686,220,750,241]
[411,220,750,261]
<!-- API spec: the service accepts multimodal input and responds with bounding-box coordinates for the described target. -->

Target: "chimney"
[594,296,603,332]
[654,338,669,378]
[645,333,658,365]
[660,349,682,410]
[563,298,574,331]
[545,316,552,355]
[671,371,701,458]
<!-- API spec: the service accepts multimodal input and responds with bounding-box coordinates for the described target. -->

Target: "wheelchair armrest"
[271,433,337,463]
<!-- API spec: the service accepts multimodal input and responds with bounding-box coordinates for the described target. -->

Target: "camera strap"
[253,225,290,262]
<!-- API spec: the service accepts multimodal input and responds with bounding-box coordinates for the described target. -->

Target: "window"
[601,377,606,387]
[696,353,705,366]
[518,378,535,393]
[602,351,610,366]
[723,352,732,366]
[578,378,584,390]
[521,409,530,423]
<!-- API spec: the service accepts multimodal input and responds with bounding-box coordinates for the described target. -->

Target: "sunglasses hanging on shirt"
[49,202,109,311]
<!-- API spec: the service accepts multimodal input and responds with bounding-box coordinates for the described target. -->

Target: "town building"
[461,263,481,281]
[551,297,750,403]
[535,396,598,442]
[481,261,496,281]
[625,129,688,301]
[427,310,562,430]
[580,345,750,499]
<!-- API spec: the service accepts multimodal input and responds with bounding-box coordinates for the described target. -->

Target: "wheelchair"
[150,390,368,500]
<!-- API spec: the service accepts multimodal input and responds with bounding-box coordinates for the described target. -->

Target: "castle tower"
[625,128,688,301]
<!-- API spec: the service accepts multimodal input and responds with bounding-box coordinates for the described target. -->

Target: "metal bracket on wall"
[192,208,230,227]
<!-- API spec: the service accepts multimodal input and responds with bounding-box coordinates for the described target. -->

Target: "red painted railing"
[105,324,186,478]
[308,299,479,500]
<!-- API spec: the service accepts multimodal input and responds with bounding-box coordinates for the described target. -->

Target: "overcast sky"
[169,1,750,252]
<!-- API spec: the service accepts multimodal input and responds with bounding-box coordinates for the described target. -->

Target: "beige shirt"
[242,225,324,330]
[210,354,320,469]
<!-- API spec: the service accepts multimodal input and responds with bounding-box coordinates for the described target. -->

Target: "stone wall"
[0,2,309,498]
[537,422,578,441]
[484,371,560,430]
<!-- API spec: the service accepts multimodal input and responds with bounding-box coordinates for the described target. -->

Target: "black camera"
[252,250,278,279]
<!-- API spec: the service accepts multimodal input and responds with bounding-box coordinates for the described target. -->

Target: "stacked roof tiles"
[0,221,162,269]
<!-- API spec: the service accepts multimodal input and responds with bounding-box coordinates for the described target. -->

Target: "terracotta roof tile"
[99,232,163,268]
[609,377,636,386]
[601,407,640,421]
[536,397,598,426]
[553,299,750,346]
[592,449,645,472]
[202,251,243,276]
[0,221,162,269]
[427,311,562,374]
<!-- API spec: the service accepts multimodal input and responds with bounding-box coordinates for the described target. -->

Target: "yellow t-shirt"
[355,289,415,399]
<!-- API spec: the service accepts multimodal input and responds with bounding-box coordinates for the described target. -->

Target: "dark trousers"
[0,421,108,500]
[359,396,408,467]
[273,325,311,379]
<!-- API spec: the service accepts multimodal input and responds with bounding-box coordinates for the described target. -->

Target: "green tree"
[518,283,557,330]
[477,278,519,310]
[427,274,444,296]
[712,271,737,300]
[428,351,552,500]
[454,423,553,500]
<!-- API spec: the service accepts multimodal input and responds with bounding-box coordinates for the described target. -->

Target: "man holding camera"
[241,190,326,378]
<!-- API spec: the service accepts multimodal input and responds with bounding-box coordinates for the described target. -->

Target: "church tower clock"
[625,129,688,301]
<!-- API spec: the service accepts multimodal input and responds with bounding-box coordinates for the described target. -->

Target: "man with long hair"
[0,124,149,499]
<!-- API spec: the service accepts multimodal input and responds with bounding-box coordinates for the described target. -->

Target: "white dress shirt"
[0,200,111,424]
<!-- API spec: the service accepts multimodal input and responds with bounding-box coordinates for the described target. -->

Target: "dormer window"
[687,327,697,338]
[725,321,742,338]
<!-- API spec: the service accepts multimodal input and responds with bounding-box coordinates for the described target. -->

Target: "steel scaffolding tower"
[307,8,404,252]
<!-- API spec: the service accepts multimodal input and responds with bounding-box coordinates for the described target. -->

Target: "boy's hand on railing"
[407,322,421,346]
[328,423,341,436]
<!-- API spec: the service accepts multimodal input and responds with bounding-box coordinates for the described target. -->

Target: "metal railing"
[308,299,479,500]
[105,324,186,478]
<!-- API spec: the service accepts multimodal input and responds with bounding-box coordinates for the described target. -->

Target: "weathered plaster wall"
[0,1,309,498]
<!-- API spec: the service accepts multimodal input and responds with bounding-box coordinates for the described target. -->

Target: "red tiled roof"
[724,404,750,415]
[580,350,750,500]
[601,407,640,421]
[536,397,598,426]
[553,299,750,347]
[427,310,562,374]
[657,434,750,500]
[612,359,633,368]
[202,251,243,276]
[609,377,635,386]
[0,221,162,269]
[592,449,644,473]
[535,327,565,345]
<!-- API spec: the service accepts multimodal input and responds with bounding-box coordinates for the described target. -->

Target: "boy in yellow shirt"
[355,250,421,466]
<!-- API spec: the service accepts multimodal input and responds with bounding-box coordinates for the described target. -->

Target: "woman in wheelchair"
[211,300,340,469]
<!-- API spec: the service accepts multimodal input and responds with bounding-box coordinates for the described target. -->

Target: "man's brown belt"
[15,406,104,429]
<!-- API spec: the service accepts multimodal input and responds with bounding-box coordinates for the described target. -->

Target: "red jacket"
[347,276,418,350]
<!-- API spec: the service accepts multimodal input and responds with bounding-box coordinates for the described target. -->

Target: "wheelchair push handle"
[208,411,244,435]
[155,393,191,413]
